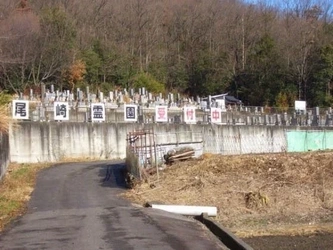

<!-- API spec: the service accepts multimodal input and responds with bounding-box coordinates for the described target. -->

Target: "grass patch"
[0,163,51,232]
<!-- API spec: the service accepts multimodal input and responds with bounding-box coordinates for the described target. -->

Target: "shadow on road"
[98,163,128,189]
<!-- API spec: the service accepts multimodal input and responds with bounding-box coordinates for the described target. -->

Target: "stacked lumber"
[164,147,195,164]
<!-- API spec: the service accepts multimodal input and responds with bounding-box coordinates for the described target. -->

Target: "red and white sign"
[155,106,168,122]
[210,108,222,123]
[184,107,196,123]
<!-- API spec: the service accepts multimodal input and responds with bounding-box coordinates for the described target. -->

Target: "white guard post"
[151,204,217,217]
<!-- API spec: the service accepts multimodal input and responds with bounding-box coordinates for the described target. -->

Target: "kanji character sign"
[12,100,29,119]
[91,103,105,122]
[184,107,196,123]
[155,106,168,122]
[210,108,222,123]
[54,102,69,121]
[124,104,138,122]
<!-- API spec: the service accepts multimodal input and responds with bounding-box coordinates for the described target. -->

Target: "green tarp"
[287,131,333,152]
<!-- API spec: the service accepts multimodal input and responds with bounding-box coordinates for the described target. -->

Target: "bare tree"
[0,1,40,92]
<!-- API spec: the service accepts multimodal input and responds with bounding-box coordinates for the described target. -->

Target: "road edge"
[194,213,254,250]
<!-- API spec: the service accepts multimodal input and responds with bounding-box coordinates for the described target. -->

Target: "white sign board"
[124,104,138,122]
[91,103,105,122]
[12,100,29,119]
[54,102,69,121]
[210,108,222,123]
[184,107,196,123]
[216,99,226,111]
[295,100,306,111]
[155,106,168,122]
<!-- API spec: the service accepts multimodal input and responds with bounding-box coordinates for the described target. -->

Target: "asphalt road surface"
[0,161,226,250]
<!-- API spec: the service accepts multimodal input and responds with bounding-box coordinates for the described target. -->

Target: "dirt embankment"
[124,151,333,238]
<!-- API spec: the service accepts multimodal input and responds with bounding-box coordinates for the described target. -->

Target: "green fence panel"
[305,132,325,151]
[326,132,333,149]
[287,131,306,152]
[287,131,333,152]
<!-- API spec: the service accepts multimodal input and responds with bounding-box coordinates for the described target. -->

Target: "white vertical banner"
[210,108,222,123]
[155,106,168,122]
[91,103,105,122]
[124,104,138,122]
[184,107,196,124]
[12,100,29,119]
[54,102,69,121]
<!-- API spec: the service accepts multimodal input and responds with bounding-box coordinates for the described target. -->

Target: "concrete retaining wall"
[0,132,10,180]
[202,125,287,154]
[9,122,333,163]
[10,122,140,163]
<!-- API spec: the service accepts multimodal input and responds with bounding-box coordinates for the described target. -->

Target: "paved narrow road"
[0,161,225,250]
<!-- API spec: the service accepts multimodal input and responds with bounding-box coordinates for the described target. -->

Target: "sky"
[242,0,333,18]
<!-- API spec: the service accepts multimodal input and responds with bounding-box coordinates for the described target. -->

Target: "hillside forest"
[0,0,332,107]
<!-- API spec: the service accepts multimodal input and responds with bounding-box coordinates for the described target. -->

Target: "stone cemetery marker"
[78,90,84,102]
[109,91,114,102]
[69,93,74,102]
[99,92,104,102]
[119,93,124,103]
[91,94,96,102]
[169,93,174,103]
[12,100,29,119]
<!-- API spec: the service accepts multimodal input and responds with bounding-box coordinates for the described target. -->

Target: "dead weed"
[0,163,51,231]
[126,151,333,237]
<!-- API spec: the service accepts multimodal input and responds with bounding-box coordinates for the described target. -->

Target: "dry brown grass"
[0,106,11,134]
[124,151,333,237]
